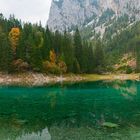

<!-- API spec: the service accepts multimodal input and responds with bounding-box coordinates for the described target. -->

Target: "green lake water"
[0,80,140,140]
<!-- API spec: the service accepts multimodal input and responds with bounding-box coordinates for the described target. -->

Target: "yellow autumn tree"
[9,27,20,53]
[50,49,56,64]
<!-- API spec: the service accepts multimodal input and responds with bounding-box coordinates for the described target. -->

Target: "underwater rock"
[102,122,119,128]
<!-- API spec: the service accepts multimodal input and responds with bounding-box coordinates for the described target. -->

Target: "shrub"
[43,61,61,74]
[117,65,133,74]
[12,59,29,72]
[58,61,67,73]
[126,66,133,74]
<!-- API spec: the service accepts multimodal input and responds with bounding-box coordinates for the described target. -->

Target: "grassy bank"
[82,74,140,81]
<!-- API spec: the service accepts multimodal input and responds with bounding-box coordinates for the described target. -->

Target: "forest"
[0,13,140,74]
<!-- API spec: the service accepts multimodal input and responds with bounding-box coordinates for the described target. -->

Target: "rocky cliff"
[47,0,140,38]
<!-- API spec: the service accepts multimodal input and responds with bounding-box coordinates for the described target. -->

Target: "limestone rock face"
[47,0,140,33]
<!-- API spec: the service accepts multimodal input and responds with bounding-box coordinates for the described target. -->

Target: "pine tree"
[62,31,75,72]
[94,41,105,73]
[87,43,95,73]
[74,28,83,72]
[0,31,13,72]
[135,39,140,72]
[81,41,88,73]
[41,27,52,60]
[53,30,62,57]
[30,47,43,71]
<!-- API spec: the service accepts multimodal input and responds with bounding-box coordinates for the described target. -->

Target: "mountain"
[47,0,140,39]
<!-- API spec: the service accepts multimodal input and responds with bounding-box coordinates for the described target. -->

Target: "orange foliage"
[58,61,67,73]
[43,61,61,74]
[50,49,56,64]
[9,27,20,53]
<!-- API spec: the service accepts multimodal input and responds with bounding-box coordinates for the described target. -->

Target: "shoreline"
[0,73,139,86]
[0,73,85,86]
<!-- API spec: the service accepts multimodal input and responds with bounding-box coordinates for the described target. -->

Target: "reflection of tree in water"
[47,90,65,109]
[100,80,140,128]
[112,80,137,100]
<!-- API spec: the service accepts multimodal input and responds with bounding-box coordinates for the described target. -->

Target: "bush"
[58,61,67,73]
[43,61,61,74]
[117,65,133,74]
[12,59,29,72]
[126,66,133,74]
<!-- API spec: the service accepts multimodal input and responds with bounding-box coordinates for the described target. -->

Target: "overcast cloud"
[0,0,52,26]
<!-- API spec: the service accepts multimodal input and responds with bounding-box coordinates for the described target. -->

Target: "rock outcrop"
[47,0,140,39]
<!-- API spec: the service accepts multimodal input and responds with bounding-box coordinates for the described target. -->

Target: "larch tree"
[50,49,56,64]
[9,27,20,54]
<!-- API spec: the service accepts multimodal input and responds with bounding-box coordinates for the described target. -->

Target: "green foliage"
[94,41,105,73]
[104,22,140,73]
[126,66,133,74]
[74,28,83,72]
[117,65,133,74]
[0,27,13,72]
[104,14,129,40]
[97,8,115,26]
[73,59,80,74]
[62,31,75,72]
[0,14,106,74]
[2,13,140,74]
[30,47,43,72]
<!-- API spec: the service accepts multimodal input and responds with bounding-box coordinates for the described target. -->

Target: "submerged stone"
[102,122,119,128]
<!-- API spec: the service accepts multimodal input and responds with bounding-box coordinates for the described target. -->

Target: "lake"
[0,80,140,140]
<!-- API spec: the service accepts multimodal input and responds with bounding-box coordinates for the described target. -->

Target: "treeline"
[1,14,140,74]
[0,14,105,74]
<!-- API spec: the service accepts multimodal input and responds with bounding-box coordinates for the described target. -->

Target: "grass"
[81,73,140,81]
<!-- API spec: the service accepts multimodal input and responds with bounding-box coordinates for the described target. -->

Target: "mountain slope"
[47,0,140,39]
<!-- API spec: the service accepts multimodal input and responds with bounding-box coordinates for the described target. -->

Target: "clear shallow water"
[0,80,140,140]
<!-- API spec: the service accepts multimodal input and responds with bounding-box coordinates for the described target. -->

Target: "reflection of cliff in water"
[0,116,51,140]
[16,128,51,140]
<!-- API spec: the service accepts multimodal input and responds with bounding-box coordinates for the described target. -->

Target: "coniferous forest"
[1,14,140,74]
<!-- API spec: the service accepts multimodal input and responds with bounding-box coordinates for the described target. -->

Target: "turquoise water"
[0,80,140,140]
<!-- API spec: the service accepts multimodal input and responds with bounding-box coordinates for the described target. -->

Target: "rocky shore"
[0,73,85,86]
[0,73,139,86]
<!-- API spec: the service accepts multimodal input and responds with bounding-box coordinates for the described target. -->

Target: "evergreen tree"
[62,31,75,72]
[74,28,83,72]
[87,43,95,73]
[0,31,13,72]
[81,41,89,73]
[94,41,105,73]
[135,38,140,72]
[30,47,43,71]
[41,26,52,60]
[53,30,62,57]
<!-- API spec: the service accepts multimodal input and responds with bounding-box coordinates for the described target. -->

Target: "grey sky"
[0,0,52,26]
